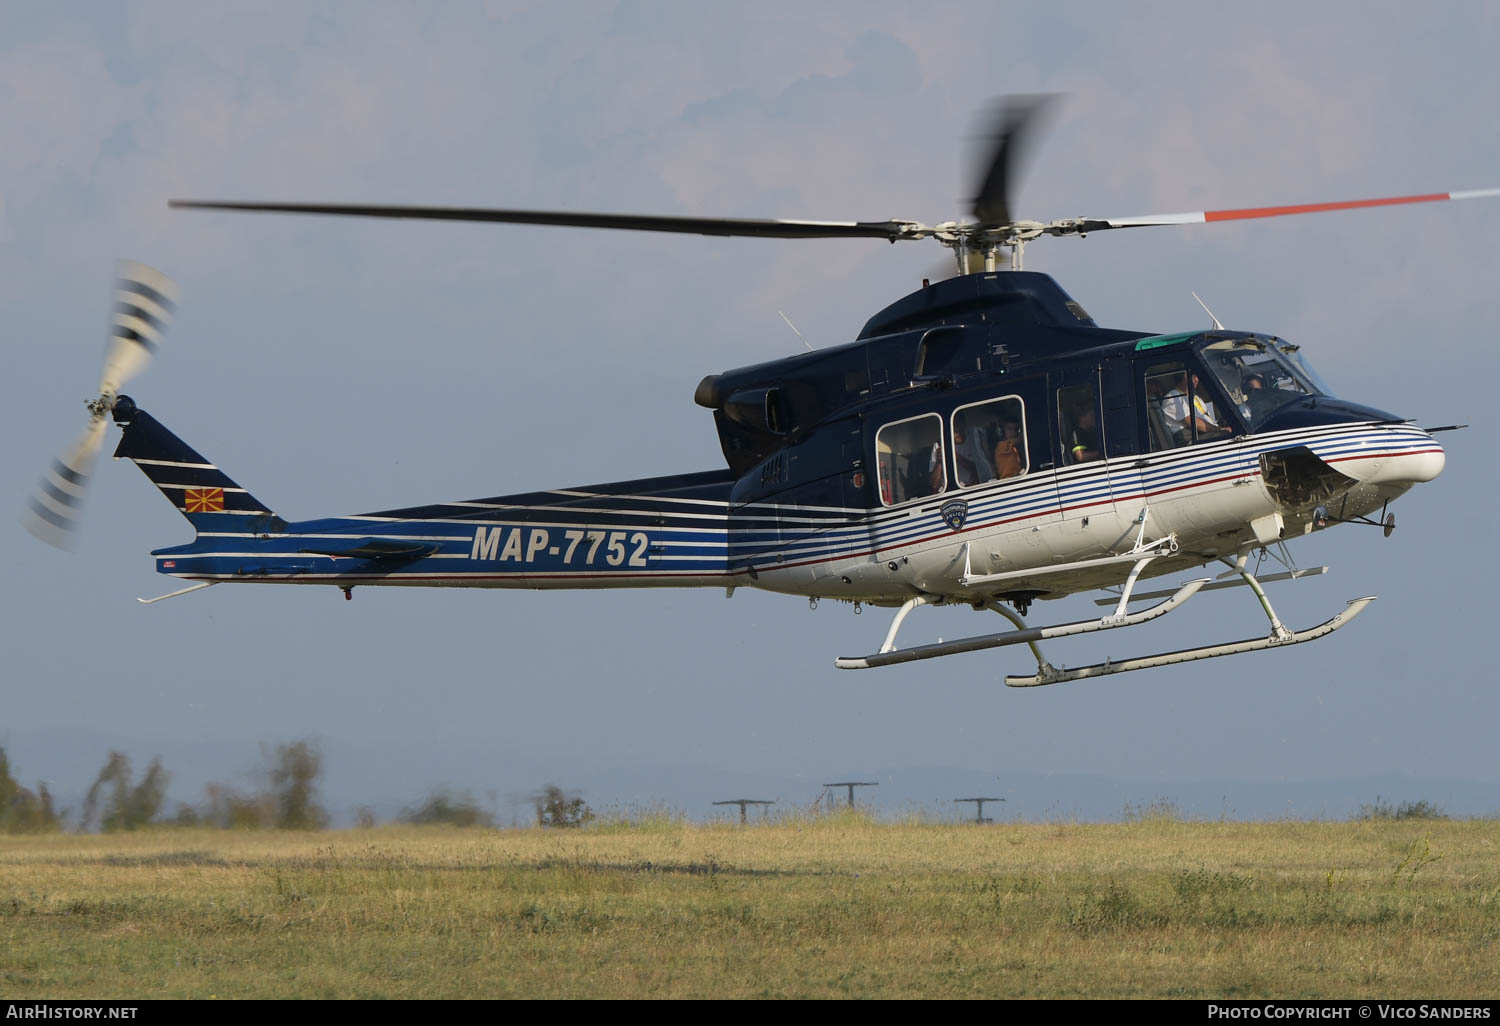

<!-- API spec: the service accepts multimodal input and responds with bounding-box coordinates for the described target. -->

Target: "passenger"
[1003,419,1025,467]
[993,419,1024,478]
[927,440,945,495]
[953,415,996,487]
[1067,404,1101,463]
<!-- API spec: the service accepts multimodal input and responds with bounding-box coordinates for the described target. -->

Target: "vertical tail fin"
[110,395,281,532]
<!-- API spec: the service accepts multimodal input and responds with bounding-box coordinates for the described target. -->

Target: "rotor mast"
[939,221,1045,274]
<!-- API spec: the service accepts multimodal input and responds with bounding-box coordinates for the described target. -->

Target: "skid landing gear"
[836,543,1208,670]
[835,555,1374,684]
[1004,596,1374,686]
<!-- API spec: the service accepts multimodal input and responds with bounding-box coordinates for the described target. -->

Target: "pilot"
[1239,372,1276,426]
[993,419,1024,478]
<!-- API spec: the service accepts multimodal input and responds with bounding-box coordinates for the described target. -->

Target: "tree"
[267,740,328,830]
[82,752,168,832]
[532,785,593,828]
[0,748,63,834]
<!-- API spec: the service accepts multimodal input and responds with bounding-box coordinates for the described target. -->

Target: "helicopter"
[23,99,1482,687]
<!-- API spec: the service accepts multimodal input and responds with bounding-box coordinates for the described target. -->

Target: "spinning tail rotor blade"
[22,261,177,551]
[101,260,177,397]
[23,416,108,550]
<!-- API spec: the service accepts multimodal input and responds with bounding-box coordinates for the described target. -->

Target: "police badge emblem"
[940,498,968,532]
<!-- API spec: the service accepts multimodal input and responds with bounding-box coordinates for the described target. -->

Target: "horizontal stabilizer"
[299,539,440,560]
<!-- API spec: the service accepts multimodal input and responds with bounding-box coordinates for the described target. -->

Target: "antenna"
[713,799,775,824]
[1191,291,1225,331]
[823,781,879,808]
[778,310,813,352]
[954,797,1004,824]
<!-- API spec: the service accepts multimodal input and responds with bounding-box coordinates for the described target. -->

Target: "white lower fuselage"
[150,420,1443,601]
[746,420,1444,606]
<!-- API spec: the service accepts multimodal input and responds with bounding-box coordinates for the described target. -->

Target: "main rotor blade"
[1052,187,1500,235]
[970,95,1057,229]
[169,200,926,241]
[22,415,108,551]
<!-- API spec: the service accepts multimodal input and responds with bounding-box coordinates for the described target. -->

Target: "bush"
[402,788,494,827]
[201,782,271,829]
[192,740,328,830]
[1122,797,1183,824]
[533,785,593,828]
[1357,797,1448,821]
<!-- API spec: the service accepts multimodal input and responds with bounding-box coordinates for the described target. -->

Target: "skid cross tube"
[1093,567,1327,606]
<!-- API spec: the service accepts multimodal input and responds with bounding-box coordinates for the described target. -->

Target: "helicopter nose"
[1331,429,1445,486]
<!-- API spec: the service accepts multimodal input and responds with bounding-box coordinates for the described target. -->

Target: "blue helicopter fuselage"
[115,272,1443,606]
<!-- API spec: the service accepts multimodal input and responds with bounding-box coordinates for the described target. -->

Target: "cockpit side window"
[1144,361,1235,449]
[875,413,945,506]
[1200,337,1320,431]
[950,396,1027,487]
[1145,362,1188,450]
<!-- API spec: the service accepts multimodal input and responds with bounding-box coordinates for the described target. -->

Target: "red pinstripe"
[1205,193,1449,222]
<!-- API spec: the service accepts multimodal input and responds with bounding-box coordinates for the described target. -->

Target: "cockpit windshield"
[1198,336,1330,431]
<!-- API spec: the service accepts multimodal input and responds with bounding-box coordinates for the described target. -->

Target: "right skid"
[1005,596,1376,687]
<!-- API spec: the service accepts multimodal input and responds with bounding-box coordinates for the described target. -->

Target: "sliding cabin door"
[1048,364,1116,525]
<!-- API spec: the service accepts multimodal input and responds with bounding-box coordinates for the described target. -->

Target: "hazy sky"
[4,1,1498,818]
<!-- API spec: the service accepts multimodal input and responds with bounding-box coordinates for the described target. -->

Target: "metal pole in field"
[713,799,774,824]
[824,781,879,808]
[954,797,1004,824]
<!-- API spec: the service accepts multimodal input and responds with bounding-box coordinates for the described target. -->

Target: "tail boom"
[150,472,742,591]
[114,396,741,591]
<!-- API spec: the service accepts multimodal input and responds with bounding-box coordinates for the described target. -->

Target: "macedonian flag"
[184,487,225,513]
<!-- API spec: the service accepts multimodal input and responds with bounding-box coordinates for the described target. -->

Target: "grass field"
[3,813,1498,999]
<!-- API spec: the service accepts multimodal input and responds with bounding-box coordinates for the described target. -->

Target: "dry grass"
[3,813,1498,998]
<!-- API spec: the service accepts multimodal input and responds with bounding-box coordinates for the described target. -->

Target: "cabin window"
[1144,361,1235,449]
[1057,383,1102,464]
[875,413,945,506]
[950,396,1027,487]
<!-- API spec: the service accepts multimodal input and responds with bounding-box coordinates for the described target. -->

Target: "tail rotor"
[23,261,178,550]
